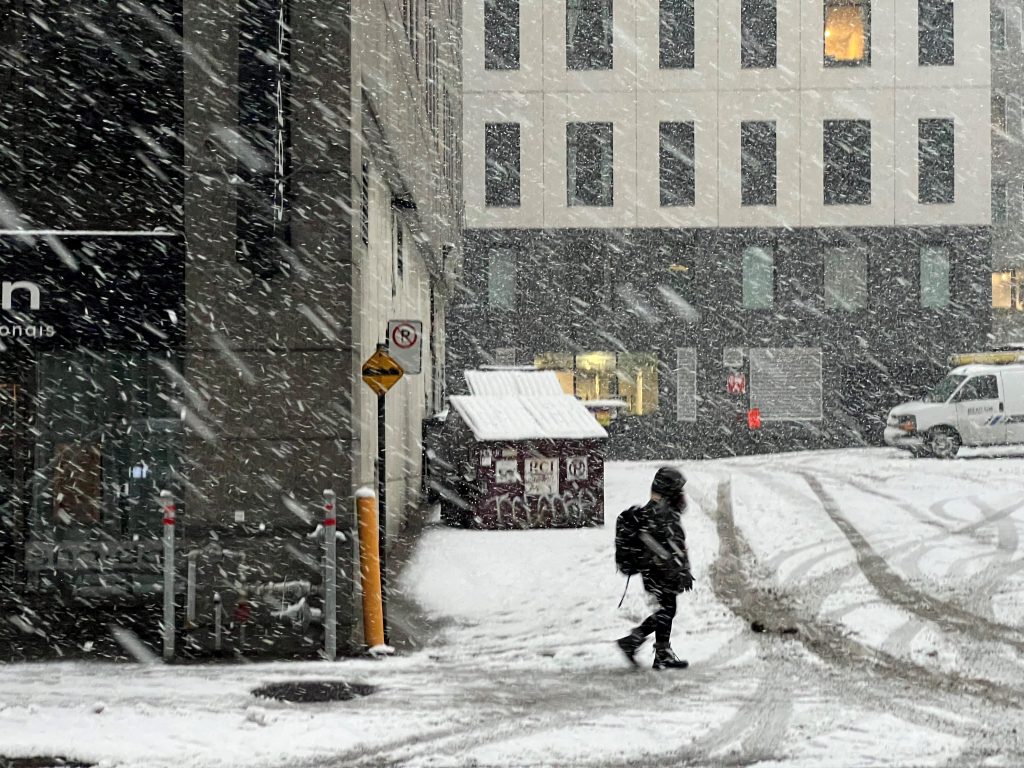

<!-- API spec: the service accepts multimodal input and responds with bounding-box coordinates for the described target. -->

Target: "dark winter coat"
[619,497,693,595]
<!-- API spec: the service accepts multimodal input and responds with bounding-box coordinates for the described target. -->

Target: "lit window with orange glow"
[824,0,871,67]
[992,271,1024,310]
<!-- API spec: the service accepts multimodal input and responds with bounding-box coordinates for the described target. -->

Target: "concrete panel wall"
[182,0,354,537]
[462,0,993,232]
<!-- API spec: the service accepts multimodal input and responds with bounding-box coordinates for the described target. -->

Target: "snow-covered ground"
[2,449,1024,767]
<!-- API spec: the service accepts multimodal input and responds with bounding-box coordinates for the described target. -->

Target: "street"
[2,449,1024,767]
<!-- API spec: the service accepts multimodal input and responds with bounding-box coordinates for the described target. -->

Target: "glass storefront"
[2,234,185,592]
[32,351,184,541]
[4,350,186,589]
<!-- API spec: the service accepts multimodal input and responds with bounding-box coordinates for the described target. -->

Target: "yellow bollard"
[357,488,385,649]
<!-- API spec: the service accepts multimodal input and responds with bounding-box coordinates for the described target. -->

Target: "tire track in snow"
[813,472,1024,617]
[674,667,794,765]
[734,468,926,613]
[710,475,1024,710]
[764,467,1024,625]
[800,472,1024,655]
[957,496,1024,620]
[740,468,1024,700]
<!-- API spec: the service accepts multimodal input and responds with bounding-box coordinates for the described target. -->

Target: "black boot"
[616,631,646,666]
[653,642,688,670]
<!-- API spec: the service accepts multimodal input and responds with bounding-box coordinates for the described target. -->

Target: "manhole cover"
[252,680,376,703]
[1,758,93,768]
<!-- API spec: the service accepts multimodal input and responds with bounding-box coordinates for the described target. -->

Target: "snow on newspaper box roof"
[449,395,608,442]
[464,369,566,397]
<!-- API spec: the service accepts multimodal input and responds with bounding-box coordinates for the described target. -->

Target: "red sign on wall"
[727,372,747,395]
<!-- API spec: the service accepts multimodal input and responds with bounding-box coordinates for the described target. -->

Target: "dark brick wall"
[450,226,991,459]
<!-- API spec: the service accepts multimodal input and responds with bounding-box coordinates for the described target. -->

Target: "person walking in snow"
[615,466,693,670]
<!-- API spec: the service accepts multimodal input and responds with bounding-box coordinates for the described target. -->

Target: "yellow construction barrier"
[357,489,385,649]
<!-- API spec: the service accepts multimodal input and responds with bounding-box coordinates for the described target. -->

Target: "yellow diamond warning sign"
[362,347,404,396]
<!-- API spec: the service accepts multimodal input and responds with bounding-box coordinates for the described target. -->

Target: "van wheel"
[928,427,961,459]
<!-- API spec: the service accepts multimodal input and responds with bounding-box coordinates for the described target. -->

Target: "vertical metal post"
[213,592,222,652]
[186,552,197,627]
[160,490,175,661]
[323,489,337,661]
[357,489,385,649]
[377,391,389,645]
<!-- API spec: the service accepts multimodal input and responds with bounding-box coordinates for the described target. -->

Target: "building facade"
[990,0,1024,344]
[2,0,462,654]
[451,0,993,458]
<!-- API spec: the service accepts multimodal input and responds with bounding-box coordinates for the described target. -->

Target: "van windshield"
[926,374,966,403]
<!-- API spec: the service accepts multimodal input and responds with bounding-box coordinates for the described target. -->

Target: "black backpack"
[615,505,644,576]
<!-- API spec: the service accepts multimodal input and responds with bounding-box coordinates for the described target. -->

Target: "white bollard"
[213,591,222,652]
[323,489,337,661]
[186,552,197,627]
[160,490,176,661]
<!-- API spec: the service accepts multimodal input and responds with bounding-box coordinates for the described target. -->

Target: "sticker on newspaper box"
[524,458,558,496]
[495,459,519,484]
[566,456,588,482]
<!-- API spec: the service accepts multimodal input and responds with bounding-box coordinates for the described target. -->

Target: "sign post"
[361,343,404,646]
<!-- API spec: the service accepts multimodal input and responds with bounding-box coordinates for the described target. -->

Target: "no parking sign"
[387,319,422,375]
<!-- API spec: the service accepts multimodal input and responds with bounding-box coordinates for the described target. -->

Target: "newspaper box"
[443,392,607,529]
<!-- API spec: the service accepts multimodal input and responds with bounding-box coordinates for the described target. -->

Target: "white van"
[885,363,1024,458]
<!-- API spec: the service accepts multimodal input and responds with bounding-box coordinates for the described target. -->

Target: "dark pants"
[634,589,677,645]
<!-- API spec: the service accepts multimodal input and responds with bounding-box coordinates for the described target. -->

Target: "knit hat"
[651,466,685,499]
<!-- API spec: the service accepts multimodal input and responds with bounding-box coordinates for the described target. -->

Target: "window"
[824,247,868,310]
[741,121,777,206]
[485,123,521,207]
[741,0,777,69]
[676,347,697,422]
[616,352,660,415]
[994,181,1008,223]
[920,245,950,308]
[575,352,659,415]
[53,443,104,525]
[488,248,517,311]
[992,270,1024,310]
[426,6,439,131]
[567,0,613,70]
[824,0,871,66]
[659,121,695,207]
[535,351,660,415]
[660,0,695,69]
[823,120,871,206]
[918,118,955,204]
[360,158,369,246]
[484,0,520,70]
[993,94,1007,131]
[534,353,575,394]
[991,8,1006,52]
[956,375,999,402]
[391,216,403,297]
[743,245,774,309]
[567,122,614,206]
[749,348,823,421]
[918,0,954,66]
[396,221,404,279]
